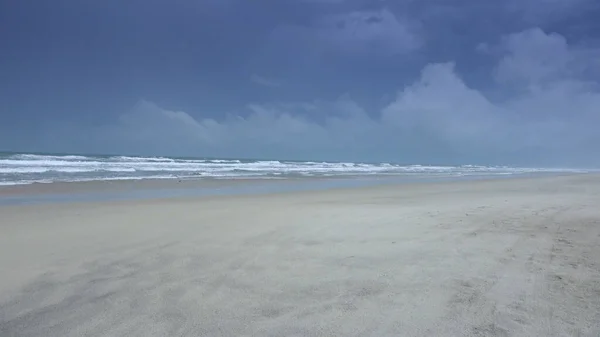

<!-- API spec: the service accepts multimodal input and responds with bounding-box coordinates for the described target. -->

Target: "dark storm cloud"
[1,0,599,166]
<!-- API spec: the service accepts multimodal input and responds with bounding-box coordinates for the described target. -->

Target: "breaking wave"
[0,152,589,186]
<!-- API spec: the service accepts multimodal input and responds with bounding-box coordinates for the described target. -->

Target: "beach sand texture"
[1,175,599,336]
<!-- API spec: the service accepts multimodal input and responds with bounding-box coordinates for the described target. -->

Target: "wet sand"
[1,175,599,336]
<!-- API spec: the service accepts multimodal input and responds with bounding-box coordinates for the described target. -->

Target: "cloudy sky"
[1,0,599,166]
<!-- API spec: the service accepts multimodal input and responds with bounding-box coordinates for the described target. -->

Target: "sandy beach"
[1,175,599,336]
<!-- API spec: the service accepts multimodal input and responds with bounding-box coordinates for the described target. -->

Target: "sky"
[1,0,599,166]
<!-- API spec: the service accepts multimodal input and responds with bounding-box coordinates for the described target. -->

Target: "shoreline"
[0,172,581,206]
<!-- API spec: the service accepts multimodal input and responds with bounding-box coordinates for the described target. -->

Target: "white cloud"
[69,28,599,165]
[382,63,504,150]
[495,28,578,86]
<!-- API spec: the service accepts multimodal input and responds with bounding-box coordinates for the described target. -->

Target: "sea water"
[0,152,587,186]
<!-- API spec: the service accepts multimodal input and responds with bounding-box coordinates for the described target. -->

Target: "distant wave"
[0,152,590,186]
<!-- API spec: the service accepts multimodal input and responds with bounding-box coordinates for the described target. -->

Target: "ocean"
[0,152,588,186]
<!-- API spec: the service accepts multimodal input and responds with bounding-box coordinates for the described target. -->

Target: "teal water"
[0,151,588,186]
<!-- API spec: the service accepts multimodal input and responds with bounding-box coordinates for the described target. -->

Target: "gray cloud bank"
[22,28,600,166]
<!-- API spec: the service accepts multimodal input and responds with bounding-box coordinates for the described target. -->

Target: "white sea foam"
[11,154,90,161]
[0,152,590,186]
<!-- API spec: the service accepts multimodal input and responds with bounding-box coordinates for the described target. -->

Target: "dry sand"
[1,175,599,336]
